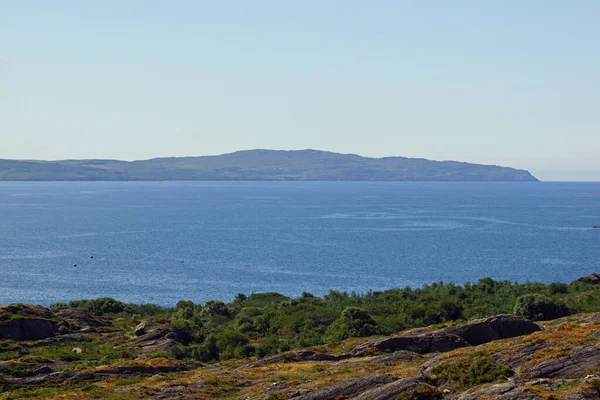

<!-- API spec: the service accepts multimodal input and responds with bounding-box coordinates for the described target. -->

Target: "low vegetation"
[47,277,600,362]
[1,276,600,399]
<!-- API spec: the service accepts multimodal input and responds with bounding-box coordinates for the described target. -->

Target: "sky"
[1,1,598,181]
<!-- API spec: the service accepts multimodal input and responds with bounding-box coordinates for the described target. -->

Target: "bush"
[202,301,232,319]
[548,282,569,295]
[170,335,218,362]
[216,330,254,359]
[324,307,380,342]
[171,318,202,344]
[233,293,247,303]
[52,298,165,317]
[68,298,126,316]
[255,335,280,358]
[513,294,570,321]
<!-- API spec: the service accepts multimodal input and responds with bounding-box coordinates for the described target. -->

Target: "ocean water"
[0,181,598,306]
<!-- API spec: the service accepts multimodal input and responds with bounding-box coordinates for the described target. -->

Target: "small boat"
[593,226,600,229]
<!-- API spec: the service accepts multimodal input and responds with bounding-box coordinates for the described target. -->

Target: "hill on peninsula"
[0,149,538,181]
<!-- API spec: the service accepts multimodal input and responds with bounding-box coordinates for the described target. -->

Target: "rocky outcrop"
[348,333,468,357]
[497,341,551,370]
[349,377,440,400]
[442,314,542,346]
[0,305,111,342]
[0,304,60,341]
[367,350,420,364]
[348,315,541,357]
[94,361,194,376]
[457,381,546,400]
[0,318,59,341]
[54,308,104,330]
[134,320,152,336]
[292,374,395,400]
[132,320,183,355]
[577,273,600,285]
[0,361,194,388]
[519,344,600,380]
[248,350,339,367]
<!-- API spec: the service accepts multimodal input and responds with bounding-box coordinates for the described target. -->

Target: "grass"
[430,353,514,392]
[0,305,58,325]
[24,339,130,366]
[397,383,442,400]
[113,377,144,387]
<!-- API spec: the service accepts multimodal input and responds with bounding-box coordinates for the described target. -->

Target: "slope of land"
[2,276,600,399]
[0,150,538,181]
[2,309,600,399]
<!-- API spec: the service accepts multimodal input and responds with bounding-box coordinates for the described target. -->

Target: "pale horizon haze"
[1,1,599,181]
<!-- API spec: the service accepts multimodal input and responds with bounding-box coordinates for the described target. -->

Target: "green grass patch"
[431,352,514,392]
[113,377,144,386]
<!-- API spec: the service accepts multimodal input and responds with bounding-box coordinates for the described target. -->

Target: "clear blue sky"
[1,1,598,180]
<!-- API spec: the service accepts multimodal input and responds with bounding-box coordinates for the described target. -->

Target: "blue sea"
[0,181,598,306]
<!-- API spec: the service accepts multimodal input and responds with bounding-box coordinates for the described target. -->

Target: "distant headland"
[0,149,538,182]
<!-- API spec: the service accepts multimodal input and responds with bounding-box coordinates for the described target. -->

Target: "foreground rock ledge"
[348,314,542,357]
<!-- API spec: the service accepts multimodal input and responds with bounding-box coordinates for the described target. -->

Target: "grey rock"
[293,374,395,400]
[457,379,555,400]
[577,273,600,285]
[261,382,288,393]
[442,314,542,346]
[349,376,437,400]
[141,339,176,354]
[288,388,312,397]
[519,344,600,380]
[348,315,541,357]
[348,333,468,357]
[0,319,59,341]
[248,350,339,367]
[458,382,518,399]
[576,313,600,324]
[134,328,171,344]
[34,365,53,375]
[498,341,551,369]
[17,347,30,356]
[54,308,104,329]
[134,320,151,336]
[368,350,420,364]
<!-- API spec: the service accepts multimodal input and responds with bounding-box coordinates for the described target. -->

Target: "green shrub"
[233,293,247,303]
[396,383,442,400]
[170,336,218,362]
[202,301,232,319]
[324,307,380,342]
[171,318,202,344]
[68,298,126,315]
[216,330,254,360]
[513,294,570,321]
[124,303,165,317]
[255,335,281,358]
[548,282,569,295]
[53,298,165,317]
